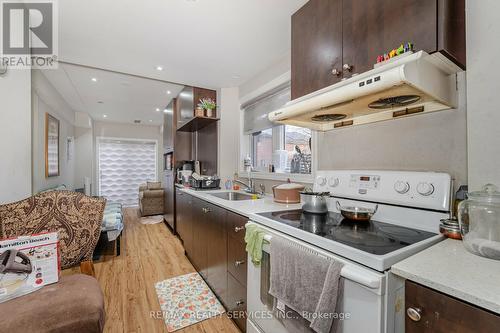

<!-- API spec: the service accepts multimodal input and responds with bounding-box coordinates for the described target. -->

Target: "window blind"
[243,82,290,134]
[98,139,157,207]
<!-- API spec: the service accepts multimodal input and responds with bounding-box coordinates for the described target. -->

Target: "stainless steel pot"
[336,201,378,222]
[300,192,329,214]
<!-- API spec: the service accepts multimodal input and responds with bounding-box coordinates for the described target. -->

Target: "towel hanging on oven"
[269,236,344,333]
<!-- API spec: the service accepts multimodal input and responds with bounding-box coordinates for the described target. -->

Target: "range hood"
[268,51,461,131]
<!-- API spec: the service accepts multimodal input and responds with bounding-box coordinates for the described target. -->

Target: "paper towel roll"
[84,177,91,196]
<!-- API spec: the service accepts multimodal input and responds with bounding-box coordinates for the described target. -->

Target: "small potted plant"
[198,98,217,118]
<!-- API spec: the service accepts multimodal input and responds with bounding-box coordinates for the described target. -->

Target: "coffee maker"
[176,160,201,185]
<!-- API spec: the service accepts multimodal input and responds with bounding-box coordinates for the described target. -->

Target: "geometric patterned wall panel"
[98,139,157,207]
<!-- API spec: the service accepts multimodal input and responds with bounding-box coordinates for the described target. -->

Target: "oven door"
[246,222,387,333]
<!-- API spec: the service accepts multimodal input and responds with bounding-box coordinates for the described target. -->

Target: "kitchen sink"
[209,192,260,201]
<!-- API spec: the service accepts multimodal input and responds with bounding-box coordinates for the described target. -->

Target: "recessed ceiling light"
[167,90,171,95]
[91,77,97,82]
[155,108,160,112]
[156,66,163,71]
[103,114,107,118]
[232,75,240,79]
[149,119,153,122]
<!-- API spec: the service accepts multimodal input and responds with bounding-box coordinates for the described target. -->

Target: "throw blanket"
[269,236,344,333]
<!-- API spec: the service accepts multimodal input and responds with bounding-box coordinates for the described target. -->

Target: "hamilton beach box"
[0,232,60,303]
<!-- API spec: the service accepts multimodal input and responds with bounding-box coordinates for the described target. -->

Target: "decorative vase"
[205,108,214,118]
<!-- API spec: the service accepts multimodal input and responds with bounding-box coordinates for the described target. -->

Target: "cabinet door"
[175,191,193,255]
[205,203,228,305]
[291,0,343,100]
[192,197,208,278]
[342,0,437,77]
[405,280,500,332]
[227,273,247,332]
[163,100,174,151]
[227,236,247,287]
[163,172,174,229]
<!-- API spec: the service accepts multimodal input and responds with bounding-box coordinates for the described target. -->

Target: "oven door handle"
[262,234,381,289]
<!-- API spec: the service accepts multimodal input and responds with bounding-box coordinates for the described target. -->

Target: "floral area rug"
[155,272,225,332]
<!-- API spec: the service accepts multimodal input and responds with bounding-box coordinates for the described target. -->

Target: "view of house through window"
[252,128,273,171]
[251,126,312,174]
[285,125,312,174]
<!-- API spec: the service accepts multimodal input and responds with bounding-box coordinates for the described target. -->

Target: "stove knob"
[329,177,340,188]
[394,181,410,194]
[417,182,435,196]
[316,176,327,186]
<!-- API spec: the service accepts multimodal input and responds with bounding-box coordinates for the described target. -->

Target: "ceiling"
[41,63,184,125]
[58,0,307,89]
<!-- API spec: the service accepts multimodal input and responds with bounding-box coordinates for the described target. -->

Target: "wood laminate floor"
[63,208,240,333]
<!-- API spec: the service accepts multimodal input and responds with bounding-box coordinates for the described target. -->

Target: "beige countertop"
[391,238,500,314]
[176,186,302,217]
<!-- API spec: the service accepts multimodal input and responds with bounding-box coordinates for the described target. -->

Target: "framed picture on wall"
[45,113,60,177]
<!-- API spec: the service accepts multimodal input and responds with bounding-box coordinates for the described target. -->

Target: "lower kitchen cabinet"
[405,280,500,332]
[175,189,193,256]
[227,272,248,332]
[205,202,228,305]
[191,197,208,279]
[175,192,247,332]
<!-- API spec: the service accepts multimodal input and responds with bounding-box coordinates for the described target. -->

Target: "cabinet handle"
[235,300,245,306]
[406,307,422,322]
[234,226,245,233]
[331,68,341,76]
[343,63,353,72]
[202,207,212,213]
[235,260,245,266]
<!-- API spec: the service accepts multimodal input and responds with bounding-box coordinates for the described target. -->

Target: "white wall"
[466,0,500,190]
[218,87,241,181]
[74,126,94,189]
[31,70,76,193]
[93,121,163,194]
[239,53,291,103]
[0,69,32,204]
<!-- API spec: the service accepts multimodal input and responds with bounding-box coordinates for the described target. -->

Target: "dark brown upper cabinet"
[291,0,343,100]
[291,0,466,100]
[163,99,174,152]
[176,86,218,132]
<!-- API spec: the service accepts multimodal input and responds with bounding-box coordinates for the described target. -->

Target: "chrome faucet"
[233,178,255,194]
[233,171,265,195]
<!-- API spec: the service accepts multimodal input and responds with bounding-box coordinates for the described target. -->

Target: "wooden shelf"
[177,116,219,132]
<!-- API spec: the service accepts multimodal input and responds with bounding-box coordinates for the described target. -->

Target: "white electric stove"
[247,170,452,333]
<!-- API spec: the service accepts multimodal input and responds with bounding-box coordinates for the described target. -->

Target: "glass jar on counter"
[458,184,500,260]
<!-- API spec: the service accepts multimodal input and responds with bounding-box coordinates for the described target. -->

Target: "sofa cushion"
[0,274,105,333]
[147,181,162,190]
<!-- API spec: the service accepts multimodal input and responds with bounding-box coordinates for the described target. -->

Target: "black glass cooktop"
[257,210,437,255]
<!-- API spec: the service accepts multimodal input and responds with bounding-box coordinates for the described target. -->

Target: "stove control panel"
[314,170,451,211]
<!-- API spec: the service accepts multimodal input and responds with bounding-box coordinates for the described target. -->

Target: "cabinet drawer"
[227,273,247,333]
[227,211,247,242]
[405,280,500,333]
[228,236,247,287]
